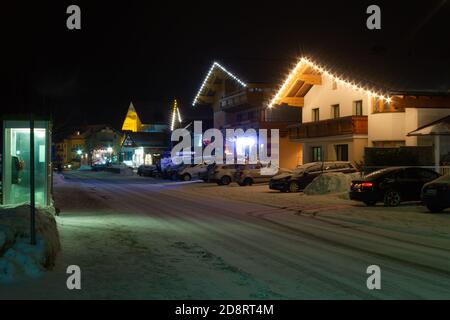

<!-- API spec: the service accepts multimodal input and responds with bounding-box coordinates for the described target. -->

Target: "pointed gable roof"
[192,62,247,106]
[122,101,143,132]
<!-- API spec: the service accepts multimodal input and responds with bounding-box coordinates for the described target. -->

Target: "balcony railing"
[220,89,272,111]
[289,116,368,140]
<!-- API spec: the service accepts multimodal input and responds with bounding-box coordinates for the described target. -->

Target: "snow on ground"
[0,205,61,283]
[1,170,449,299]
[183,181,450,239]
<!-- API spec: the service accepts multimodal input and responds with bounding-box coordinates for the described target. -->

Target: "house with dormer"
[193,61,303,169]
[269,54,450,169]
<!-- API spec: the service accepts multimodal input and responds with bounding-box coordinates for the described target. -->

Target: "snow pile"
[0,205,61,283]
[304,173,361,196]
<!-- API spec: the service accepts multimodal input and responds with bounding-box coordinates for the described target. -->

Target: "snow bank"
[304,172,361,196]
[0,205,61,283]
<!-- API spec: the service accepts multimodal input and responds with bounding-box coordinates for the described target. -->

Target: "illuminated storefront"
[92,147,116,165]
[2,120,51,207]
[121,132,169,168]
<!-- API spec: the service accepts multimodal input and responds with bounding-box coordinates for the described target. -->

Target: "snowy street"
[2,170,450,299]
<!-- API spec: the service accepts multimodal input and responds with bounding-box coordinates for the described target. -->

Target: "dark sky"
[1,1,449,132]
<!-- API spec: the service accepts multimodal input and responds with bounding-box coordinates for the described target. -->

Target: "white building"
[270,56,450,167]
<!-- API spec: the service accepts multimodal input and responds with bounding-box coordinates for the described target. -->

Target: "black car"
[137,165,159,177]
[270,161,358,193]
[350,167,440,207]
[421,175,450,213]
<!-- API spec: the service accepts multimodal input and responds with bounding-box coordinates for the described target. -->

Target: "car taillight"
[361,182,373,188]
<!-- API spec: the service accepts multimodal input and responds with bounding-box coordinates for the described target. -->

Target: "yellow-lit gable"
[122,102,143,132]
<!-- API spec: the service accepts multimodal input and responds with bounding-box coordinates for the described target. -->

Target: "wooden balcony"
[220,88,273,112]
[289,116,368,140]
[223,120,296,131]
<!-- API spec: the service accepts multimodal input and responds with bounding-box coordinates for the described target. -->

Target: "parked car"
[350,167,440,207]
[137,165,158,177]
[270,161,358,193]
[178,164,208,181]
[210,164,244,185]
[199,163,217,182]
[92,161,112,171]
[236,164,292,186]
[163,164,188,180]
[421,175,450,213]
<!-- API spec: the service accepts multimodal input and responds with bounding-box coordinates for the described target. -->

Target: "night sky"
[2,1,449,132]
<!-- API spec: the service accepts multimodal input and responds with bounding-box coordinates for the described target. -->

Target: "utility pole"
[30,113,36,245]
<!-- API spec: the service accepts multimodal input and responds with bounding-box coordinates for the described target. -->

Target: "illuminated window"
[331,104,340,119]
[312,108,320,122]
[2,124,49,207]
[353,100,363,116]
[335,144,349,161]
[312,146,323,162]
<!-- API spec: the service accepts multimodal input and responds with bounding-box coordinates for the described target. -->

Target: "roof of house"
[298,50,450,94]
[216,58,290,85]
[408,115,450,136]
[192,59,290,106]
[269,50,450,108]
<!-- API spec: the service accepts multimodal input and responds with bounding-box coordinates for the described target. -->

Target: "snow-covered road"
[2,171,450,299]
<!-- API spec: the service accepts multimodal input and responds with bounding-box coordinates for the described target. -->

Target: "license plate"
[425,189,437,196]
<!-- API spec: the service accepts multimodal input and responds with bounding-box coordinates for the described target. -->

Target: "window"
[312,147,323,162]
[248,111,256,121]
[331,104,340,119]
[416,169,439,181]
[335,144,349,161]
[236,114,243,122]
[312,108,320,122]
[353,100,363,116]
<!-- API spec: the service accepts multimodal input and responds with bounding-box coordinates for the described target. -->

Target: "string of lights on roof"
[171,99,182,131]
[268,57,392,109]
[192,62,247,106]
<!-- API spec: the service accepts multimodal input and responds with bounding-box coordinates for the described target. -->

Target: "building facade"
[193,62,303,169]
[55,125,122,168]
[287,71,369,164]
[270,56,450,167]
[120,102,170,167]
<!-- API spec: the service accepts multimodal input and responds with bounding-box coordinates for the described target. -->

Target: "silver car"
[236,164,292,186]
[177,164,208,181]
[210,164,244,186]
